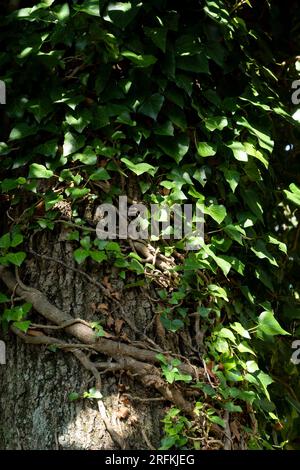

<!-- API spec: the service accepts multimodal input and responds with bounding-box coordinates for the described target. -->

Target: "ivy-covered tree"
[0,0,299,450]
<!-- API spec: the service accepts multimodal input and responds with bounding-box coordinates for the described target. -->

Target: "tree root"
[0,266,197,415]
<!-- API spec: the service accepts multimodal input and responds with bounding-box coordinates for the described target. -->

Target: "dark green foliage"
[1,0,300,449]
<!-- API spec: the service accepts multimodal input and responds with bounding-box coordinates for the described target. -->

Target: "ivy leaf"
[13,320,31,333]
[66,187,90,200]
[197,141,217,157]
[284,183,300,207]
[89,251,107,263]
[0,293,10,303]
[205,204,227,224]
[9,123,37,141]
[255,267,274,291]
[207,284,229,302]
[121,158,156,176]
[6,252,26,266]
[11,233,23,248]
[231,322,251,339]
[121,51,157,67]
[68,392,80,402]
[156,134,189,163]
[204,116,228,131]
[29,164,53,179]
[224,224,245,245]
[0,233,11,249]
[1,177,26,192]
[63,132,85,157]
[177,53,209,73]
[237,117,274,153]
[73,0,100,16]
[144,27,167,52]
[73,148,97,166]
[227,141,248,162]
[222,168,240,193]
[89,168,110,181]
[257,310,290,337]
[242,189,263,221]
[73,248,89,264]
[139,94,164,120]
[207,414,226,428]
[251,240,278,267]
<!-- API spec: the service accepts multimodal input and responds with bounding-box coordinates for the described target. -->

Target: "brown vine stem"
[0,265,198,415]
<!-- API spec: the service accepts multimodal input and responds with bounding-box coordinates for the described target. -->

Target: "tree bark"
[0,230,165,450]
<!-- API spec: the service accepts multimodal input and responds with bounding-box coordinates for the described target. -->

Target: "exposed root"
[0,266,198,416]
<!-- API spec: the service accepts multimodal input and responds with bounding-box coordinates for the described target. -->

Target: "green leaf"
[284,183,300,207]
[242,189,263,221]
[205,204,226,224]
[66,187,90,200]
[227,141,248,162]
[203,245,231,276]
[218,327,236,343]
[73,248,89,264]
[139,94,164,120]
[177,53,209,73]
[11,233,23,248]
[231,322,251,339]
[223,402,243,413]
[13,320,31,333]
[237,117,274,153]
[9,124,37,141]
[257,310,290,337]
[89,251,107,263]
[35,140,58,158]
[84,388,103,399]
[63,132,85,157]
[121,158,156,176]
[73,148,97,166]
[236,342,256,356]
[156,134,189,163]
[89,168,110,181]
[153,121,174,136]
[73,0,100,16]
[1,177,26,192]
[207,414,226,428]
[0,293,10,303]
[197,141,217,157]
[222,168,240,193]
[144,27,167,52]
[0,233,11,249]
[251,240,278,267]
[267,235,287,254]
[121,51,157,67]
[160,315,184,332]
[29,164,54,179]
[68,392,80,402]
[207,284,229,302]
[224,225,245,245]
[6,252,26,266]
[204,116,228,131]
[255,267,274,291]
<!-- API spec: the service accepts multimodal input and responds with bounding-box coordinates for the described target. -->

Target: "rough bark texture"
[0,230,165,450]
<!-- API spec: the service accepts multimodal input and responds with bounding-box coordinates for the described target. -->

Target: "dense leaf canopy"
[1,0,300,449]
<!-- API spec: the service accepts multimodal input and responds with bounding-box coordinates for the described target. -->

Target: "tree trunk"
[0,230,164,450]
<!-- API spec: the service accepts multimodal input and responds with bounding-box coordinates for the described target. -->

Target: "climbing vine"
[1,0,300,449]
